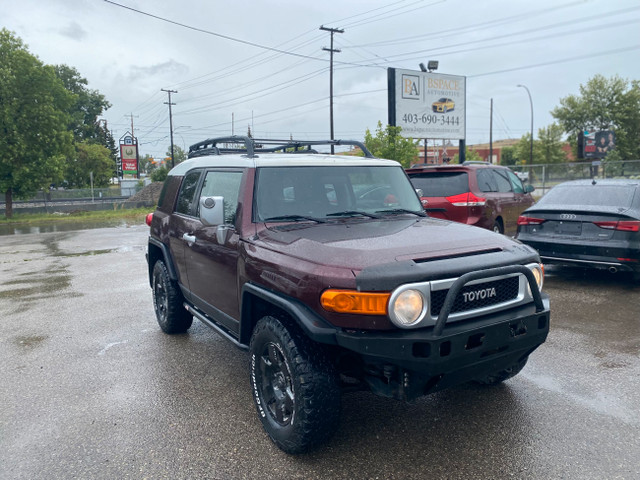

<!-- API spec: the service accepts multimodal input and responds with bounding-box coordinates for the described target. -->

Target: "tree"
[552,75,640,160]
[0,29,74,218]
[513,133,537,165]
[138,154,157,175]
[500,146,518,166]
[65,142,114,188]
[363,121,419,167]
[54,65,111,143]
[452,148,482,164]
[535,123,568,165]
[150,167,169,183]
[166,145,187,165]
[54,65,117,181]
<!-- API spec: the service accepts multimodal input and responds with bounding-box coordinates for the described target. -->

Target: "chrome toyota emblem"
[560,214,577,220]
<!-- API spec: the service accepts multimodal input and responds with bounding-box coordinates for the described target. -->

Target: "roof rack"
[188,136,374,159]
[461,161,491,165]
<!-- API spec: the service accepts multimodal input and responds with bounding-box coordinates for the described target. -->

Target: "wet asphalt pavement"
[0,225,638,480]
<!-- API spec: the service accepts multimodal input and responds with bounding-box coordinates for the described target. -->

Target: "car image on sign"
[432,98,455,113]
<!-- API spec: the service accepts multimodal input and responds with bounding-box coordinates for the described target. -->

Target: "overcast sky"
[2,0,639,159]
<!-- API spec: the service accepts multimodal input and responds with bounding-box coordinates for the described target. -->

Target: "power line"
[468,44,640,78]
[341,0,585,49]
[102,0,327,62]
[344,7,640,67]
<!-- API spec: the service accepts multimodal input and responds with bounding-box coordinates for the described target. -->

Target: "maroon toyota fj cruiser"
[146,136,550,454]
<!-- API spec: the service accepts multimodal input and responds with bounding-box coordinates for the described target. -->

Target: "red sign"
[120,144,138,173]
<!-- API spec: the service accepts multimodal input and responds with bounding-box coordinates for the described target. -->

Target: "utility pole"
[320,25,344,154]
[124,113,138,138]
[161,88,177,168]
[489,98,493,164]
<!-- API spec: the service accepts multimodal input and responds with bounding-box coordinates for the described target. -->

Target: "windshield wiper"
[326,210,381,219]
[375,208,427,217]
[263,215,326,223]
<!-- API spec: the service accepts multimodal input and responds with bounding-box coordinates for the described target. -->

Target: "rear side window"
[492,169,513,193]
[477,169,498,193]
[409,172,469,197]
[175,170,202,216]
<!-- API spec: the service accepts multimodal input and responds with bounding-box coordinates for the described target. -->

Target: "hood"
[254,217,519,271]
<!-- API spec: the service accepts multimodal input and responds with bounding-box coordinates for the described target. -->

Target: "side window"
[176,170,202,215]
[506,170,525,194]
[476,169,497,193]
[492,168,513,193]
[200,170,243,224]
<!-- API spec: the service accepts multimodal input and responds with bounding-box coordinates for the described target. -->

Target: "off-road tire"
[249,315,341,454]
[152,260,192,334]
[474,355,529,385]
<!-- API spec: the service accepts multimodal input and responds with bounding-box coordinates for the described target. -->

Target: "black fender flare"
[239,283,338,347]
[147,237,179,285]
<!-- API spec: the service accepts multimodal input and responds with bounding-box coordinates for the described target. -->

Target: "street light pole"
[517,84,534,166]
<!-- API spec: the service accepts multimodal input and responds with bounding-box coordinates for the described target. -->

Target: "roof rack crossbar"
[187,136,374,159]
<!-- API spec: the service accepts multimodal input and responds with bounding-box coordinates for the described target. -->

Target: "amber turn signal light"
[320,290,389,315]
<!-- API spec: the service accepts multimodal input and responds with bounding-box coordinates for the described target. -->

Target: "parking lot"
[1,224,638,479]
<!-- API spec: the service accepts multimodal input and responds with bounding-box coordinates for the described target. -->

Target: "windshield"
[254,165,423,221]
[538,184,636,209]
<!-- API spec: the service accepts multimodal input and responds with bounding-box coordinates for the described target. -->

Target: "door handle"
[182,233,196,244]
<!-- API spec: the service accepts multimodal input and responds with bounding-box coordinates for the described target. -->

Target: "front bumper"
[335,265,550,400]
[336,296,549,371]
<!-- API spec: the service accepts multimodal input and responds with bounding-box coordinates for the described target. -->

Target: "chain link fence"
[509,160,640,198]
[1,183,149,215]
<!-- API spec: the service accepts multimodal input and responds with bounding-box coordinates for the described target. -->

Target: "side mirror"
[524,184,535,193]
[200,196,225,226]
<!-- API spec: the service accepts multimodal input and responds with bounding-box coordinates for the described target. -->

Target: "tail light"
[517,216,546,226]
[594,220,640,232]
[445,192,486,206]
[145,212,154,226]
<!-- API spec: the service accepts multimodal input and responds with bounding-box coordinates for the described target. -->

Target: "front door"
[183,169,244,333]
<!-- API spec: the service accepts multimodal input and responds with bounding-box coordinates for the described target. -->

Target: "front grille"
[430,276,520,317]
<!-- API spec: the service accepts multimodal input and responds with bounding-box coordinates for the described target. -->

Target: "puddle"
[0,219,144,236]
[14,335,48,348]
[52,245,146,258]
[1,236,79,308]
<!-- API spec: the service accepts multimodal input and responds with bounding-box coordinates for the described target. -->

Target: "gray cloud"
[58,21,87,41]
[128,60,189,80]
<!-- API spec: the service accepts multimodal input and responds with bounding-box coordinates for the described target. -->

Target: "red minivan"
[406,163,536,236]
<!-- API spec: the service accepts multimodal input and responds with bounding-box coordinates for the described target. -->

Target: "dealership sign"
[388,68,466,140]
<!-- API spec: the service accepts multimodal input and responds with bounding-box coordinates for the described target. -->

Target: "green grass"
[1,207,151,225]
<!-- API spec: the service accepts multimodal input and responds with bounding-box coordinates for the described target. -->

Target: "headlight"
[391,289,425,326]
[527,263,544,294]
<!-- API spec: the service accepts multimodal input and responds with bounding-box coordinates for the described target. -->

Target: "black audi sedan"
[516,179,640,278]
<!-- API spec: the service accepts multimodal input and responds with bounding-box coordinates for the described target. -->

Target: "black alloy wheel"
[249,316,340,454]
[152,260,192,334]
